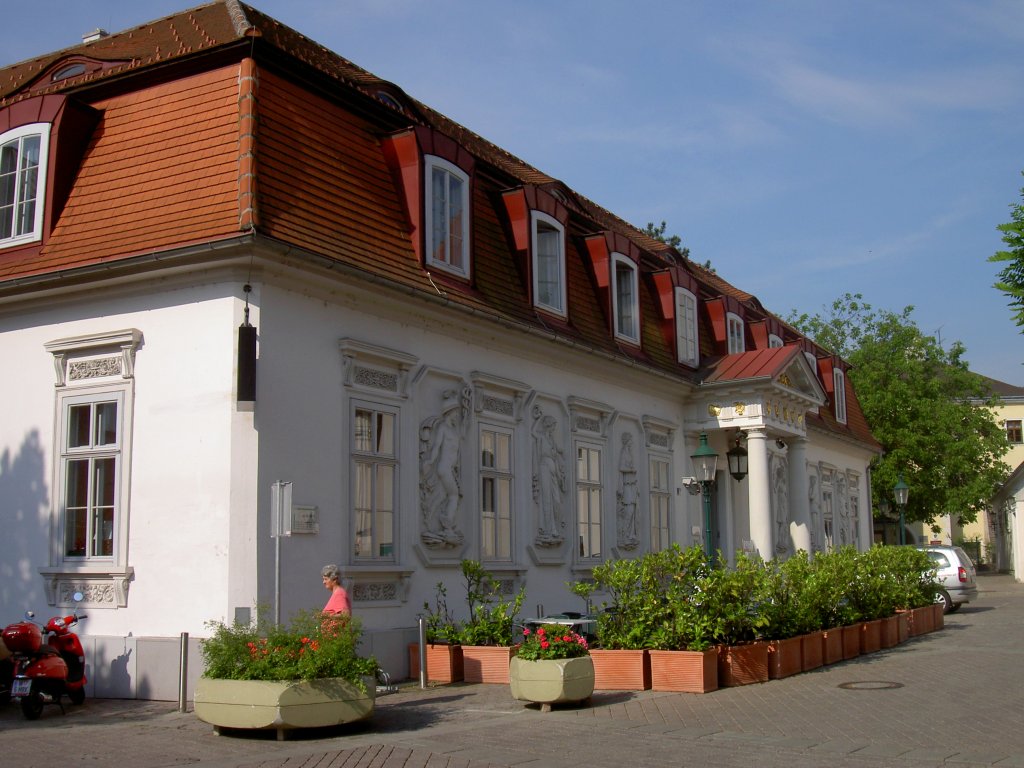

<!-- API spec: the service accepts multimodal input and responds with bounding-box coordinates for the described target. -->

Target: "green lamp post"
[690,432,719,557]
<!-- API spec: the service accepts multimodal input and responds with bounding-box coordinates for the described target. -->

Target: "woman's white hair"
[321,564,341,583]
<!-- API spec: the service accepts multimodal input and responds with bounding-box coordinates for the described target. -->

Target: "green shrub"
[455,559,525,646]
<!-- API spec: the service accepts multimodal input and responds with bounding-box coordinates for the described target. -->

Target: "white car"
[917,545,979,613]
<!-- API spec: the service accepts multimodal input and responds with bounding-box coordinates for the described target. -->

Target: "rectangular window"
[425,155,469,276]
[649,455,671,551]
[1006,419,1022,444]
[60,392,123,560]
[576,443,602,558]
[352,404,397,560]
[727,312,745,354]
[612,254,639,343]
[480,426,513,560]
[833,369,847,424]
[532,212,566,315]
[674,287,698,366]
[0,123,49,247]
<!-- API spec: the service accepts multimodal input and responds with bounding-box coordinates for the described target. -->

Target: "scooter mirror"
[72,592,84,603]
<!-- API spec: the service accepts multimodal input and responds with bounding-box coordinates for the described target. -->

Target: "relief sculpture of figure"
[836,474,849,546]
[419,386,471,548]
[773,456,789,554]
[807,472,820,552]
[616,433,640,550]
[532,405,566,546]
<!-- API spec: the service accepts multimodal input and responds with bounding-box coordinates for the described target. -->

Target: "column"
[746,428,773,559]
[787,437,812,553]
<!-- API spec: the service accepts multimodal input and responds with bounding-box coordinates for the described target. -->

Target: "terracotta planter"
[408,643,463,684]
[896,611,911,643]
[841,624,862,660]
[879,615,899,649]
[931,602,945,630]
[767,636,803,680]
[461,645,515,684]
[821,629,844,665]
[589,649,651,691]
[717,642,768,687]
[800,630,824,671]
[860,620,882,654]
[509,656,594,710]
[194,677,374,740]
[910,606,934,636]
[649,649,718,693]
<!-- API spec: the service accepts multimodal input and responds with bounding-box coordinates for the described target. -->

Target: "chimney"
[82,29,109,44]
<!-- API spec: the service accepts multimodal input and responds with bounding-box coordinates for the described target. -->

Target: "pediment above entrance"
[688,346,826,437]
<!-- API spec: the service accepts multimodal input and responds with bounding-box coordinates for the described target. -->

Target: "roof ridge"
[223,0,253,36]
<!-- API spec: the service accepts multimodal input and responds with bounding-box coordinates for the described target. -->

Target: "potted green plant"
[409,581,463,684]
[194,609,378,739]
[707,551,771,687]
[509,624,593,711]
[455,559,526,683]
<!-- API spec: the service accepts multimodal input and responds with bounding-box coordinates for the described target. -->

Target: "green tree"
[642,220,716,271]
[990,174,1024,331]
[788,293,1008,527]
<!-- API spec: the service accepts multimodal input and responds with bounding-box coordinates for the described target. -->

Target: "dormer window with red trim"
[531,211,566,315]
[651,265,699,367]
[425,155,469,277]
[612,253,639,343]
[0,123,50,248]
[727,312,745,354]
[833,367,848,424]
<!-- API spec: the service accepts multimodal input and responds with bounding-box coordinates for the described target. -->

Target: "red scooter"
[1,592,87,719]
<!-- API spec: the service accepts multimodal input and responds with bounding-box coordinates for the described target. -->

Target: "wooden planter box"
[800,630,824,671]
[860,620,882,654]
[821,629,844,665]
[461,645,515,684]
[649,649,718,693]
[408,643,463,684]
[932,602,945,630]
[841,624,862,660]
[896,611,911,643]
[717,642,768,687]
[879,615,899,649]
[589,649,651,691]
[509,656,594,710]
[910,605,934,636]
[194,677,374,740]
[767,637,803,680]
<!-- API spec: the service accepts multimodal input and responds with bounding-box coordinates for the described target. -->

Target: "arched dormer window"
[726,312,745,354]
[531,211,566,316]
[833,367,847,424]
[0,123,51,248]
[424,155,470,278]
[612,253,639,343]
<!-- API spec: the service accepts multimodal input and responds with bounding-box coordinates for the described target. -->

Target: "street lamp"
[894,475,910,546]
[690,432,719,557]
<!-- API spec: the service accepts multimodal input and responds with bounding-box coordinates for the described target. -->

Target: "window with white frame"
[804,351,818,375]
[674,287,698,366]
[726,312,745,354]
[576,442,603,558]
[424,155,469,276]
[0,123,50,248]
[352,402,398,560]
[531,211,566,315]
[480,425,513,560]
[833,368,847,424]
[612,253,639,343]
[58,388,125,560]
[649,455,671,551]
[768,333,784,348]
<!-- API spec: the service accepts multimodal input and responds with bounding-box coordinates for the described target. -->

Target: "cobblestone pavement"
[3,573,1023,768]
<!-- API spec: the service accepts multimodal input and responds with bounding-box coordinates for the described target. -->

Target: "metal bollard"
[178,632,189,713]
[418,617,427,689]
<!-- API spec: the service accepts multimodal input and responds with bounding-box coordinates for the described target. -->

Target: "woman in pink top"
[321,564,351,615]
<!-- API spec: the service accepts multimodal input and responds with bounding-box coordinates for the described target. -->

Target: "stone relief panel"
[615,432,640,551]
[418,384,473,549]
[770,452,790,555]
[531,403,567,548]
[807,462,821,553]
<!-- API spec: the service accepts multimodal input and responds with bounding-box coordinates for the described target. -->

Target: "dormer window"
[833,368,847,424]
[531,211,566,315]
[675,287,698,366]
[727,312,745,354]
[425,155,469,277]
[0,123,50,248]
[768,334,784,348]
[612,253,639,343]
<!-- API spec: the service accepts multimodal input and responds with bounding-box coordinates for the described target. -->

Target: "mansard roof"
[0,0,878,451]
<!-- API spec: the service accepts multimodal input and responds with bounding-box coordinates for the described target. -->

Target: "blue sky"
[6,1,1024,384]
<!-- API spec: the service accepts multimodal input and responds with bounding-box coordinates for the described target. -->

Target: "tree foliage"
[788,293,1008,527]
[989,173,1024,331]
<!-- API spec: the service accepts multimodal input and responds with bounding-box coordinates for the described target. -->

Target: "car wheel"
[935,589,953,613]
[947,602,961,614]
